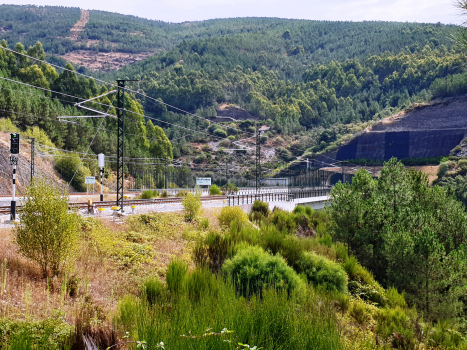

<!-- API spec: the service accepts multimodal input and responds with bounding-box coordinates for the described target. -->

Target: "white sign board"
[85,177,96,184]
[196,177,212,186]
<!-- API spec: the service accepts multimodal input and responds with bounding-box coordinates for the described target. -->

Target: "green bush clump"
[250,200,270,223]
[141,189,155,199]
[176,190,189,197]
[166,258,188,295]
[299,252,348,293]
[161,190,168,198]
[261,224,286,255]
[213,128,228,138]
[15,179,80,278]
[218,206,248,228]
[344,256,387,306]
[222,245,305,298]
[0,318,73,350]
[270,209,297,234]
[184,268,219,302]
[386,287,407,308]
[182,193,202,222]
[193,231,235,273]
[209,184,222,195]
[375,307,416,349]
[55,155,91,192]
[141,277,166,306]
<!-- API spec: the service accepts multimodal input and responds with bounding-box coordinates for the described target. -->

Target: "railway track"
[0,195,229,215]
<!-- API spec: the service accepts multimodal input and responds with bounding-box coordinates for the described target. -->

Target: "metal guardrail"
[227,192,291,206]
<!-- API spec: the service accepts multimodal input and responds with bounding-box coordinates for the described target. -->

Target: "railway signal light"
[10,133,20,154]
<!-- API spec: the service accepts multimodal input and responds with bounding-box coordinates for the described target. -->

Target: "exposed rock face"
[336,97,467,161]
[211,103,259,122]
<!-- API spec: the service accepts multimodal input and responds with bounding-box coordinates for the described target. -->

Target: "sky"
[2,0,463,24]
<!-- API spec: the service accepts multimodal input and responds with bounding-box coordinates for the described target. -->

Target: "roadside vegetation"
[2,160,467,349]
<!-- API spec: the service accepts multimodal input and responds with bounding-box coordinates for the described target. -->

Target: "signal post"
[10,133,20,221]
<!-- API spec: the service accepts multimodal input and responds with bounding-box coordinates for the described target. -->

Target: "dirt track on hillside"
[68,9,89,41]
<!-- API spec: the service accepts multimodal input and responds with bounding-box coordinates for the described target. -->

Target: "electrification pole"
[165,157,169,190]
[116,80,126,212]
[116,79,138,212]
[99,153,105,201]
[30,138,35,183]
[255,126,261,194]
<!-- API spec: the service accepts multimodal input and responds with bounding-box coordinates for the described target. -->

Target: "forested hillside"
[1,5,467,174]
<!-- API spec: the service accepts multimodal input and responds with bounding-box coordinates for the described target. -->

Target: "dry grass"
[0,209,204,325]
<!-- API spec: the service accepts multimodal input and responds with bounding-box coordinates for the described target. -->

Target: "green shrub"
[261,225,286,255]
[176,190,189,197]
[55,155,91,192]
[375,307,415,349]
[166,258,188,295]
[438,161,454,178]
[299,252,347,293]
[193,231,235,273]
[427,319,465,349]
[15,180,80,278]
[270,209,297,234]
[142,277,166,306]
[229,221,262,245]
[214,128,228,138]
[252,200,270,217]
[0,318,72,350]
[209,184,222,195]
[222,245,305,298]
[218,206,248,228]
[344,256,387,306]
[182,193,202,222]
[184,268,219,302]
[280,235,305,269]
[349,299,373,325]
[386,287,407,308]
[141,190,154,199]
[318,234,333,248]
[197,217,210,230]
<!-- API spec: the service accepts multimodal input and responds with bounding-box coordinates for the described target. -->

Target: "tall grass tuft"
[115,275,342,350]
[166,258,188,295]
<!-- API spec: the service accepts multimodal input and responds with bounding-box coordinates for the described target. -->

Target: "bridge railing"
[227,192,291,206]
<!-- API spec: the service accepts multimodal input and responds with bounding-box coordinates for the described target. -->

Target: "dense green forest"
[2,5,467,174]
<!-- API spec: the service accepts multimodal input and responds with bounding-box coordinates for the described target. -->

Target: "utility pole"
[98,153,105,201]
[116,79,138,212]
[10,133,20,221]
[165,157,169,190]
[255,125,261,194]
[30,138,35,183]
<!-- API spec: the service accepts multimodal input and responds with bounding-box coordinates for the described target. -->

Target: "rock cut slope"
[335,97,467,161]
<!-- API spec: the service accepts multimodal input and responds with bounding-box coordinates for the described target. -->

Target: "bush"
[209,184,222,195]
[261,225,286,255]
[182,193,202,222]
[222,245,305,298]
[344,257,387,306]
[0,318,72,350]
[280,235,305,269]
[386,287,407,308]
[166,258,188,295]
[14,180,79,278]
[141,190,155,199]
[299,252,347,293]
[213,128,228,138]
[55,155,91,192]
[184,268,219,302]
[270,209,297,234]
[375,307,415,349]
[218,206,248,228]
[252,200,270,217]
[161,190,168,198]
[176,190,189,197]
[438,161,454,178]
[197,217,209,230]
[193,231,235,273]
[142,277,166,306]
